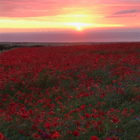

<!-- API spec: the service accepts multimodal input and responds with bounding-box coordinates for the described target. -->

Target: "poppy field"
[0,42,140,140]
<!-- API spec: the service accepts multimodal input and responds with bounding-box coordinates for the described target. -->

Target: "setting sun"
[67,22,90,31]
[77,25,82,31]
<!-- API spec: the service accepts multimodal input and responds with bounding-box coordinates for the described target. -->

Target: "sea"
[0,29,140,42]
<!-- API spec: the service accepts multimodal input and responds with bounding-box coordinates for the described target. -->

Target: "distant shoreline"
[0,42,140,54]
[0,41,139,46]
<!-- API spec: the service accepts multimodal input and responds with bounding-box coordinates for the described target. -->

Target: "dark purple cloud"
[105,8,140,18]
[114,9,140,14]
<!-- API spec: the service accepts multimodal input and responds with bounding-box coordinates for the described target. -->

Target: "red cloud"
[0,0,64,17]
[0,0,140,17]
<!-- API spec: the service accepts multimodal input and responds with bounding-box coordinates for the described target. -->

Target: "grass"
[0,42,140,140]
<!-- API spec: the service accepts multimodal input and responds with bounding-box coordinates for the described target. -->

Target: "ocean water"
[0,30,139,42]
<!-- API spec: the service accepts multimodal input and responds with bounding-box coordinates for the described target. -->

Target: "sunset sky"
[0,0,140,32]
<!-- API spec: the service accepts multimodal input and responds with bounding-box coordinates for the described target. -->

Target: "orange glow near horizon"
[0,0,140,32]
[0,18,126,32]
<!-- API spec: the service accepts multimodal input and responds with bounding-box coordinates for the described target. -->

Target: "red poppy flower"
[51,132,60,139]
[73,130,80,137]
[85,113,90,118]
[113,118,119,124]
[44,122,51,129]
[81,105,86,110]
[105,138,112,140]
[0,132,4,139]
[19,129,24,133]
[32,133,40,139]
[90,136,99,140]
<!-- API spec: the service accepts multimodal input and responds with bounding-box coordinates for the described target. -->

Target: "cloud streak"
[105,14,137,18]
[105,8,140,18]
[114,9,140,14]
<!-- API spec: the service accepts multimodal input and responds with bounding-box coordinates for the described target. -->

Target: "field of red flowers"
[0,42,140,140]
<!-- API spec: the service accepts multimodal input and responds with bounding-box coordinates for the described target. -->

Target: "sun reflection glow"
[77,26,82,31]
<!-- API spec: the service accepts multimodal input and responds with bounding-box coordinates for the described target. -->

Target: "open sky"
[0,0,140,32]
